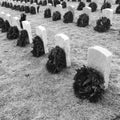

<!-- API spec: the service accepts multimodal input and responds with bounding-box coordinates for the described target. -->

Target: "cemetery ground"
[1,1,120,120]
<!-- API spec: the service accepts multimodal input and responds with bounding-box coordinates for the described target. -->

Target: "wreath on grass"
[44,8,51,18]
[89,2,97,12]
[61,1,67,8]
[46,46,66,73]
[116,4,120,14]
[52,11,61,21]
[94,17,111,32]
[31,36,45,57]
[101,2,111,11]
[20,5,25,11]
[1,20,10,33]
[0,18,4,28]
[42,0,47,6]
[63,11,73,23]
[77,1,85,11]
[116,0,120,4]
[77,13,89,27]
[25,6,30,13]
[73,65,105,103]
[7,26,19,40]
[30,6,36,14]
[17,29,29,47]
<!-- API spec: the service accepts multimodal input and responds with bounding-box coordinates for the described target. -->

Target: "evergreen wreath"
[77,13,89,27]
[1,20,10,33]
[48,0,53,5]
[31,36,45,57]
[44,8,51,18]
[17,30,29,47]
[20,5,25,11]
[53,0,60,7]
[77,1,85,11]
[19,13,26,29]
[0,18,4,28]
[101,2,111,11]
[42,0,47,6]
[52,11,61,21]
[86,0,91,2]
[38,0,43,5]
[73,65,105,103]
[63,11,73,23]
[61,1,67,8]
[7,26,19,40]
[94,17,111,32]
[116,4,120,14]
[30,6,36,14]
[25,6,30,13]
[89,2,97,12]
[46,46,66,73]
[116,0,120,4]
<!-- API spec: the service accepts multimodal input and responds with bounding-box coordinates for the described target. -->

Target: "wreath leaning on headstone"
[63,11,73,23]
[61,1,67,8]
[73,65,105,103]
[52,11,61,21]
[31,36,45,57]
[101,2,111,11]
[17,30,29,47]
[20,5,25,11]
[46,46,67,73]
[0,18,4,28]
[30,6,36,14]
[25,6,30,13]
[44,8,51,18]
[1,20,10,33]
[19,13,26,29]
[7,26,19,40]
[89,2,97,12]
[77,13,89,27]
[94,17,111,32]
[116,4,120,14]
[42,0,47,6]
[116,0,120,4]
[77,1,85,11]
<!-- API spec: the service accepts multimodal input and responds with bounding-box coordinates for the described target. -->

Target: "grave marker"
[12,16,21,30]
[22,21,32,43]
[87,46,112,89]
[36,25,48,54]
[55,33,71,67]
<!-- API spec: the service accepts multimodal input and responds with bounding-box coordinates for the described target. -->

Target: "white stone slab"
[87,46,112,89]
[22,21,32,44]
[12,17,21,30]
[55,33,71,67]
[83,6,91,24]
[102,8,113,24]
[36,25,48,54]
[0,12,5,20]
[6,14,12,26]
[68,5,75,19]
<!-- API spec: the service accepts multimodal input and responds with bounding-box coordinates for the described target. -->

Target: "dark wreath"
[77,1,85,11]
[46,46,66,74]
[101,2,111,11]
[44,8,51,18]
[1,20,10,33]
[89,2,98,12]
[73,65,105,103]
[17,29,29,47]
[31,36,45,57]
[63,11,73,23]
[52,11,61,21]
[19,13,26,29]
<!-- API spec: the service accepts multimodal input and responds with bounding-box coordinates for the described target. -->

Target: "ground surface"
[0,1,120,120]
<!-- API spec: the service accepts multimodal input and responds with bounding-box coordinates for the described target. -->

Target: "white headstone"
[36,25,48,54]
[22,21,32,44]
[6,14,12,26]
[81,0,86,3]
[0,12,5,20]
[102,8,113,24]
[106,0,114,4]
[87,46,112,89]
[83,6,91,24]
[68,5,75,19]
[55,33,71,67]
[56,4,63,17]
[12,17,21,30]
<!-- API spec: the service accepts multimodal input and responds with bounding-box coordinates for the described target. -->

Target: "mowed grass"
[0,1,120,120]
